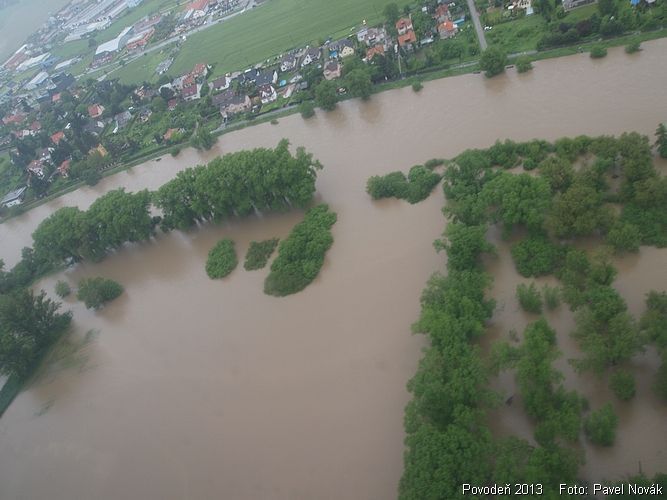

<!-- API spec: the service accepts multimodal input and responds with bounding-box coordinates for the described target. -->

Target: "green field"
[486,15,547,53]
[115,0,414,82]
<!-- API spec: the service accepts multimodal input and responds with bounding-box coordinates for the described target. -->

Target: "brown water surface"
[0,40,666,499]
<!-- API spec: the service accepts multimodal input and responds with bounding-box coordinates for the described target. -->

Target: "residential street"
[466,0,488,51]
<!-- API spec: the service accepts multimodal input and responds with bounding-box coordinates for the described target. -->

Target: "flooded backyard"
[0,40,666,498]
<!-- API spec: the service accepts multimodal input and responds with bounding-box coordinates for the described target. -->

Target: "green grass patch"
[563,4,598,23]
[244,238,279,271]
[485,15,546,53]
[206,238,238,279]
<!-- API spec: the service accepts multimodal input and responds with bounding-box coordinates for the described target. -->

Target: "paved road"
[465,0,488,51]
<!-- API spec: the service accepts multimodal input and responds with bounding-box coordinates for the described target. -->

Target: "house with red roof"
[398,30,418,50]
[57,159,71,178]
[88,104,105,118]
[191,63,209,81]
[51,131,65,145]
[437,21,458,39]
[396,18,414,35]
[29,121,42,132]
[434,4,451,23]
[366,44,385,61]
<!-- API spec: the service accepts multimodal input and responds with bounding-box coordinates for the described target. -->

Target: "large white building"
[94,27,133,62]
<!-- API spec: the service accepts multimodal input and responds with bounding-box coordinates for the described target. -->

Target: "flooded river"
[0,41,666,499]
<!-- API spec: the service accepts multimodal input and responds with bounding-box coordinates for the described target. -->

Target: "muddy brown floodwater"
[0,41,666,499]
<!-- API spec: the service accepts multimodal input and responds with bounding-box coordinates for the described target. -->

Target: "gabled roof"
[366,44,385,60]
[398,30,417,46]
[51,131,65,145]
[396,18,413,31]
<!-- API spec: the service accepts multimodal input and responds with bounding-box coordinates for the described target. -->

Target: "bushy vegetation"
[401,129,667,494]
[366,165,441,204]
[517,282,543,313]
[0,289,72,378]
[479,47,508,77]
[411,80,423,92]
[55,280,71,298]
[515,56,533,73]
[640,291,667,400]
[77,277,123,310]
[205,239,238,279]
[584,404,618,446]
[590,45,608,58]
[542,284,561,310]
[299,101,315,119]
[625,41,641,53]
[244,238,279,271]
[155,140,321,231]
[511,233,564,277]
[610,369,636,401]
[264,205,337,296]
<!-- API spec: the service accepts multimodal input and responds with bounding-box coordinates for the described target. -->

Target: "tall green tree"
[656,123,667,158]
[314,80,338,111]
[345,68,373,100]
[0,289,72,377]
[479,47,508,78]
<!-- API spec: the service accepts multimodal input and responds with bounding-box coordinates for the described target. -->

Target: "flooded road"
[0,40,666,499]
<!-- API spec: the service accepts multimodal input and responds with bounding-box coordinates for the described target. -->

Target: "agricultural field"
[165,0,414,80]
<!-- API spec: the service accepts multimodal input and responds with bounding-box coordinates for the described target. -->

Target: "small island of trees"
[244,238,279,271]
[264,205,337,297]
[77,277,124,310]
[205,239,238,279]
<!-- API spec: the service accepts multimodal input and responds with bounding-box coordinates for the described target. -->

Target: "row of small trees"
[0,140,323,297]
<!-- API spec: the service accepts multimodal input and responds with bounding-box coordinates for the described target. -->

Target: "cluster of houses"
[0,0,471,208]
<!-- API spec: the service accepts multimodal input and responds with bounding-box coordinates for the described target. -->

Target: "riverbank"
[2,31,666,225]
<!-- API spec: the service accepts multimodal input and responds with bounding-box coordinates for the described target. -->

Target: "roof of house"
[58,159,70,174]
[324,60,340,72]
[366,44,385,60]
[304,47,321,59]
[29,121,41,131]
[88,104,104,117]
[329,38,354,52]
[438,21,456,31]
[114,110,133,126]
[163,128,179,140]
[192,63,207,76]
[213,90,249,109]
[435,4,449,16]
[51,131,65,144]
[1,186,27,205]
[396,18,413,30]
[398,30,417,46]
[188,0,209,11]
[258,84,276,97]
[255,69,277,86]
[211,76,229,89]
[182,85,198,98]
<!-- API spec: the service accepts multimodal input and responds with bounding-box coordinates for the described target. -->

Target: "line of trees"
[244,238,279,271]
[366,165,442,204]
[0,140,323,297]
[264,204,337,297]
[155,139,322,231]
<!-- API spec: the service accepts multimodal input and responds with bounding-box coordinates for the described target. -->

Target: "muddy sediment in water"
[0,40,666,499]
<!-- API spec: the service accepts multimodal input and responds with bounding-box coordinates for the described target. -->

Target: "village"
[0,0,473,212]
